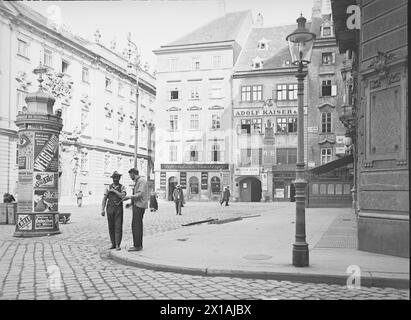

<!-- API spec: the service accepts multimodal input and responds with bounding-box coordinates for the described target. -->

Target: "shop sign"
[180,172,187,189]
[201,172,208,190]
[336,136,345,144]
[159,172,166,189]
[161,164,229,170]
[234,107,307,117]
[308,161,316,168]
[308,127,318,133]
[235,167,259,176]
[274,189,284,198]
[336,147,346,154]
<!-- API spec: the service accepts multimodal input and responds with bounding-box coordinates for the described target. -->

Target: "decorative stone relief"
[43,71,73,106]
[15,71,32,90]
[368,51,396,79]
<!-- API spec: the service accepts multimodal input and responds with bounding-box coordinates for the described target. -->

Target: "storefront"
[157,163,230,201]
[272,169,296,202]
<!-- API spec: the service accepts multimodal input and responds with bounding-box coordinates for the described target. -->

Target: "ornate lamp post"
[286,14,315,267]
[127,32,141,169]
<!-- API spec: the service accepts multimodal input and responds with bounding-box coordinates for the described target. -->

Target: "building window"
[277,84,297,100]
[82,67,89,83]
[169,145,177,162]
[252,118,262,134]
[190,87,199,99]
[190,114,199,130]
[105,77,112,92]
[276,148,297,165]
[321,148,332,164]
[210,176,221,193]
[252,56,263,69]
[16,90,27,112]
[169,114,178,131]
[241,86,251,102]
[276,117,287,133]
[240,119,251,134]
[192,57,200,70]
[169,58,178,72]
[276,117,297,133]
[212,114,221,129]
[61,60,69,74]
[321,112,332,133]
[322,52,334,65]
[170,88,179,100]
[43,49,53,67]
[322,26,332,37]
[241,85,262,102]
[288,118,297,133]
[212,55,222,69]
[321,80,337,97]
[189,145,199,161]
[189,176,199,194]
[17,39,28,58]
[211,144,220,162]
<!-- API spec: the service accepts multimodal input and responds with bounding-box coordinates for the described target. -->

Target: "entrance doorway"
[168,176,178,201]
[239,177,262,202]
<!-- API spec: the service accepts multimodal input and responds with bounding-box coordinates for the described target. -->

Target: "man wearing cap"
[172,184,185,215]
[101,171,126,251]
[220,186,231,206]
[122,168,149,252]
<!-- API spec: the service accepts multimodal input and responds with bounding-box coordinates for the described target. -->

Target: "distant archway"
[239,177,262,202]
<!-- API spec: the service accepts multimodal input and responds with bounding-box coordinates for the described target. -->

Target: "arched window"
[210,176,221,193]
[189,176,199,194]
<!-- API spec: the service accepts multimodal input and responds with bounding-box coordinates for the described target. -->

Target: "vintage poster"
[33,190,58,212]
[35,214,54,230]
[16,214,32,231]
[33,172,58,189]
[17,170,33,213]
[33,132,59,172]
[18,131,34,170]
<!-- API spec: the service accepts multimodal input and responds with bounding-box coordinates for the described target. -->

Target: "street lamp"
[286,14,315,267]
[127,32,141,169]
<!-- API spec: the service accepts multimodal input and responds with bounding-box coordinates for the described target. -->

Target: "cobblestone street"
[0,202,409,300]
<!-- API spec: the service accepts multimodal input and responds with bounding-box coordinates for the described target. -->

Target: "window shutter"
[332,53,336,64]
[331,85,337,96]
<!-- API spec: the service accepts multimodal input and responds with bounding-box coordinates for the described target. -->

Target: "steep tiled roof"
[164,10,252,47]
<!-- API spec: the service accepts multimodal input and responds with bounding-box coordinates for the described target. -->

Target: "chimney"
[255,13,264,27]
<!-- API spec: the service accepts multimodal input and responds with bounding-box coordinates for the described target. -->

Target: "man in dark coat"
[122,168,149,252]
[220,186,231,206]
[172,185,185,215]
[101,171,126,251]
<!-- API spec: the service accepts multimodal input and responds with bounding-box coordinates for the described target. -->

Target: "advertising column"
[14,65,64,237]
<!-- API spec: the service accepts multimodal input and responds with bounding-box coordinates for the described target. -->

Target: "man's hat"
[110,171,122,178]
[176,184,181,188]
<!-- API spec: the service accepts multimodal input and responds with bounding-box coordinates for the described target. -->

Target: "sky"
[23,0,315,72]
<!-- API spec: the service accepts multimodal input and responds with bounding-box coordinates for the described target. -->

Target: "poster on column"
[33,190,58,212]
[18,171,33,213]
[33,132,59,172]
[18,132,34,170]
[33,172,58,189]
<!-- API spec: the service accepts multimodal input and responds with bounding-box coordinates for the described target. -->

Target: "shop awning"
[309,154,353,175]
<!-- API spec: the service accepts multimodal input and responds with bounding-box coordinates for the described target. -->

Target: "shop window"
[210,176,221,193]
[312,184,319,195]
[343,184,351,195]
[327,184,334,195]
[335,184,342,195]
[240,119,251,134]
[320,184,327,195]
[189,176,199,194]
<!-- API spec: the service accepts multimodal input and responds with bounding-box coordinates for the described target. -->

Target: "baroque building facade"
[0,2,156,205]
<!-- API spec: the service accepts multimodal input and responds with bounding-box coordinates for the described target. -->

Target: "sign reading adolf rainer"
[33,132,59,172]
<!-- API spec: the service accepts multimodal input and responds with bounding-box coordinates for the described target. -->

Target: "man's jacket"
[132,176,149,209]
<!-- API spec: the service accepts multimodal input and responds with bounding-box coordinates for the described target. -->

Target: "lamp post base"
[292,242,309,267]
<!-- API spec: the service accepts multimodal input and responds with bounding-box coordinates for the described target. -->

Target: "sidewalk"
[109,203,409,289]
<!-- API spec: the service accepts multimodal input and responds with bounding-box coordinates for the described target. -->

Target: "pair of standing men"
[101,168,149,252]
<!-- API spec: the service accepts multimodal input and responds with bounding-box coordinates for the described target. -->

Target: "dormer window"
[320,20,334,38]
[252,56,264,69]
[257,38,270,50]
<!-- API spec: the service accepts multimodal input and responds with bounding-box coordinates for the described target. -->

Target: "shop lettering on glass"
[33,133,59,172]
[33,190,58,212]
[17,215,32,230]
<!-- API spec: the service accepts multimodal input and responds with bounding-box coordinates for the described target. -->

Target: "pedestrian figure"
[101,171,126,251]
[76,191,83,207]
[122,168,149,252]
[149,191,158,212]
[220,186,230,206]
[173,184,185,215]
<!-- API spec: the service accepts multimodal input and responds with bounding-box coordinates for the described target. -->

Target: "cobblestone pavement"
[0,202,409,300]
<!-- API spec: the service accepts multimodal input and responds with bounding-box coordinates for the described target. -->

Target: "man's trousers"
[132,206,145,248]
[106,205,123,247]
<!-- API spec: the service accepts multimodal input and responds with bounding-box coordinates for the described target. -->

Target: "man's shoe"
[109,245,116,250]
[128,246,142,252]
[116,246,121,251]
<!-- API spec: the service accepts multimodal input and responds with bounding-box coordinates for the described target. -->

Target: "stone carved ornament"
[43,71,73,105]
